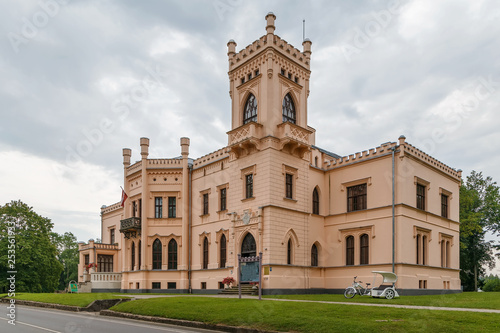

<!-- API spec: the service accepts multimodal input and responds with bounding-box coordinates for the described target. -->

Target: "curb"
[100,310,279,333]
[1,298,129,312]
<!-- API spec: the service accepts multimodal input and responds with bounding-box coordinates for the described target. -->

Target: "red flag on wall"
[120,187,128,207]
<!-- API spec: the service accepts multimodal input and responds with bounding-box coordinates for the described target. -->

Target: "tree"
[459,171,500,291]
[51,232,79,290]
[482,274,500,292]
[0,200,63,293]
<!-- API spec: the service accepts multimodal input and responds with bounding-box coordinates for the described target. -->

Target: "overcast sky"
[1,0,499,272]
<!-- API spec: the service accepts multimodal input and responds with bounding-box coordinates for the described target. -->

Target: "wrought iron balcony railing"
[120,217,141,239]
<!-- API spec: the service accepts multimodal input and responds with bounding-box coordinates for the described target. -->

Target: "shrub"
[482,276,500,292]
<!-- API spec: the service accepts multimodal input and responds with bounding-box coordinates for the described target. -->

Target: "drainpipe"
[188,165,192,294]
[391,146,395,274]
[180,137,190,293]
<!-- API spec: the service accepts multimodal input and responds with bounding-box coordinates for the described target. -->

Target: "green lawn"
[111,297,500,333]
[9,293,129,307]
[264,292,500,310]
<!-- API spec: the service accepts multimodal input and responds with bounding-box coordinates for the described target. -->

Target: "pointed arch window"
[360,234,369,265]
[346,236,354,266]
[203,237,209,269]
[282,93,296,124]
[138,240,141,270]
[220,234,227,268]
[241,233,256,258]
[312,187,320,215]
[131,241,135,271]
[243,93,258,124]
[287,239,293,265]
[168,239,177,270]
[152,238,162,270]
[311,244,318,267]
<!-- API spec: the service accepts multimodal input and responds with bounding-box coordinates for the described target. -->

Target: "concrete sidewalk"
[116,294,500,314]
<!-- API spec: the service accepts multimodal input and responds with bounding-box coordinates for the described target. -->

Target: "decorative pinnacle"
[227,39,237,57]
[266,12,276,35]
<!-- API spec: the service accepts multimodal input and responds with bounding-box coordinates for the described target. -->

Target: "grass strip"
[11,293,129,307]
[111,297,500,333]
[263,292,500,310]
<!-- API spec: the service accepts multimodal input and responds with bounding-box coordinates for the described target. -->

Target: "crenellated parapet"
[101,202,122,215]
[227,13,312,74]
[325,142,396,170]
[398,136,461,180]
[147,158,182,169]
[193,147,230,169]
[323,136,462,181]
[126,161,142,176]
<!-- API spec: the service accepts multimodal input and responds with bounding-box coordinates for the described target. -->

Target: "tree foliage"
[0,200,63,293]
[51,231,79,290]
[482,274,500,292]
[460,171,500,291]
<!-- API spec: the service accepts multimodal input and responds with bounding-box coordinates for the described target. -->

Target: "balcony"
[277,122,313,158]
[227,122,263,146]
[79,243,119,251]
[120,217,141,239]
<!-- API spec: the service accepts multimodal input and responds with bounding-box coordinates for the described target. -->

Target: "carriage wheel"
[385,289,395,300]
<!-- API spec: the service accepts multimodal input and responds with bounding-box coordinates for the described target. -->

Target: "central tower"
[226,13,315,160]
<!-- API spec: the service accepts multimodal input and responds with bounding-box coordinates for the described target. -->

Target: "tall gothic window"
[360,234,369,265]
[243,94,258,124]
[131,241,135,271]
[220,234,227,268]
[152,238,162,270]
[282,93,296,124]
[312,188,319,215]
[168,239,177,270]
[287,239,293,265]
[241,233,256,258]
[311,244,318,267]
[138,240,141,269]
[346,236,354,266]
[203,237,209,269]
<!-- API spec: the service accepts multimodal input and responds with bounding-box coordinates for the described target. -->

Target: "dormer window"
[282,93,296,124]
[243,93,258,124]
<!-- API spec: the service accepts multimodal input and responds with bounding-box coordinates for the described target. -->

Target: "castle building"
[78,13,461,295]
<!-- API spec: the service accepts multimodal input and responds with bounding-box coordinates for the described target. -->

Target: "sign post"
[238,252,262,300]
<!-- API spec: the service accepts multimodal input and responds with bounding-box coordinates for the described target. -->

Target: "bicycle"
[344,276,371,298]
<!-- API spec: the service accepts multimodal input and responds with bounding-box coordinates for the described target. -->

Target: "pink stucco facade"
[79,13,461,294]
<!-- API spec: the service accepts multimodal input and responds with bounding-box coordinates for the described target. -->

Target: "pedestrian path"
[116,294,500,314]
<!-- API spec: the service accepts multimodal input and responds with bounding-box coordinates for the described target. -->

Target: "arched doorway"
[241,233,256,258]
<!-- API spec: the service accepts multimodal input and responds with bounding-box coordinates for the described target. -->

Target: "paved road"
[0,306,223,333]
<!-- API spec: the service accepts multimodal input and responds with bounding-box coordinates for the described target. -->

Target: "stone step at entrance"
[218,285,258,295]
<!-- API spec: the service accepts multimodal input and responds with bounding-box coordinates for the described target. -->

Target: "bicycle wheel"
[344,287,356,299]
